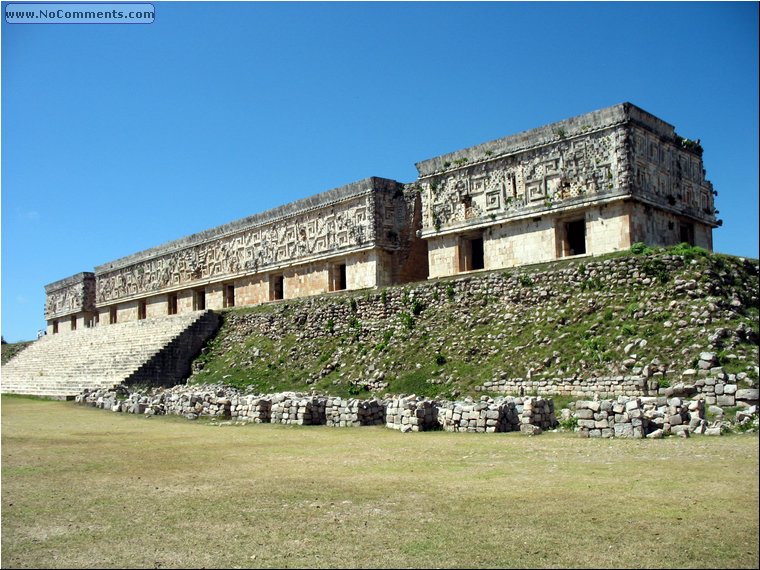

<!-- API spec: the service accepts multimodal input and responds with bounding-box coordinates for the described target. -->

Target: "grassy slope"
[2,396,758,569]
[1,340,33,365]
[189,246,759,400]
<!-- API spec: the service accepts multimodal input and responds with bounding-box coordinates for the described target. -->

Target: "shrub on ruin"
[630,242,653,255]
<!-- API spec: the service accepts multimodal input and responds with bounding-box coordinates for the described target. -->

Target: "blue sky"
[2,1,758,342]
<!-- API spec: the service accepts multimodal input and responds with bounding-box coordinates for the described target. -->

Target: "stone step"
[1,311,220,398]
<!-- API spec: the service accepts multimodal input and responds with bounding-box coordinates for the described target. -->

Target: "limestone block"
[671,425,690,437]
[736,389,759,401]
[614,423,634,438]
[520,424,542,436]
[716,395,736,407]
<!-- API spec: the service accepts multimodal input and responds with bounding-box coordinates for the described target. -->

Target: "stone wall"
[416,102,716,277]
[415,104,715,235]
[270,394,326,425]
[630,201,713,251]
[46,103,718,330]
[74,385,558,435]
[196,251,757,399]
[418,124,630,239]
[384,396,439,432]
[87,178,414,312]
[325,397,385,427]
[75,382,759,436]
[476,351,759,403]
[573,396,707,438]
[438,396,555,434]
[45,272,96,319]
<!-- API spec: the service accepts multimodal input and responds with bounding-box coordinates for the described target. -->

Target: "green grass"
[185,248,759,399]
[1,340,33,365]
[2,396,758,569]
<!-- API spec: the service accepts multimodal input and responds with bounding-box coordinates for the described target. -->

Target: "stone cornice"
[415,102,676,178]
[44,272,95,293]
[95,177,403,276]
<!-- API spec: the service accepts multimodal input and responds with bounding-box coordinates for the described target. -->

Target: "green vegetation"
[558,415,578,431]
[188,246,759,399]
[671,242,710,260]
[630,242,654,255]
[2,396,758,569]
[399,311,415,331]
[1,339,33,365]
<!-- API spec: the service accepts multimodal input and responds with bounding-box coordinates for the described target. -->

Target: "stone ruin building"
[43,102,717,335]
[1,102,720,400]
[44,177,429,334]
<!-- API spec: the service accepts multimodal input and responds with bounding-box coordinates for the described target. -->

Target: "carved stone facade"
[414,103,716,278]
[95,178,405,305]
[44,272,97,333]
[46,177,428,333]
[44,103,717,333]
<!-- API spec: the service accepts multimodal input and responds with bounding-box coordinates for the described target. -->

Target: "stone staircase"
[0,311,220,399]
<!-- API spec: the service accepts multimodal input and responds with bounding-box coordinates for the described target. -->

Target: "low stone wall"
[270,394,326,426]
[438,399,518,433]
[437,396,555,433]
[232,396,271,423]
[520,397,556,434]
[325,397,385,427]
[574,396,707,439]
[76,384,758,437]
[75,386,558,435]
[384,396,439,432]
[478,376,652,398]
[478,368,758,405]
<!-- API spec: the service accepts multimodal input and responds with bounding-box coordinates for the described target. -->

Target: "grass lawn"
[1,395,758,569]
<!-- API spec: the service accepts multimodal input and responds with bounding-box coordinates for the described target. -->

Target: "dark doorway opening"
[471,237,485,270]
[271,275,284,301]
[194,289,206,311]
[224,285,235,308]
[566,219,587,256]
[459,234,485,272]
[679,222,694,246]
[168,294,178,315]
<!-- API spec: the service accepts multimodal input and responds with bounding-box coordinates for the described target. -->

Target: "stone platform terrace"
[1,311,219,399]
